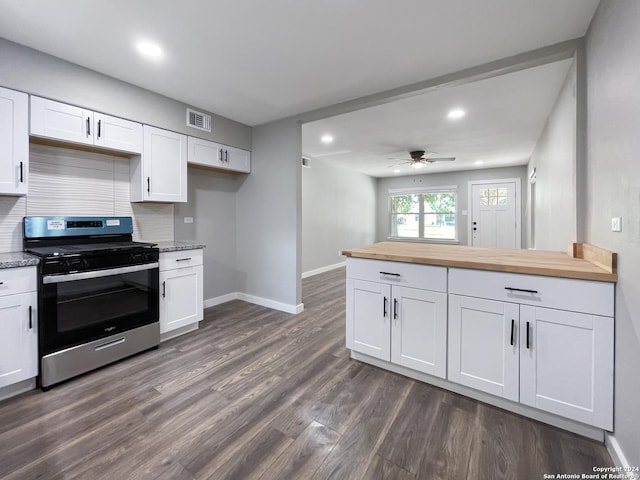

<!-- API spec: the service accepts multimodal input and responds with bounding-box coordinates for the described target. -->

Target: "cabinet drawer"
[346,258,446,292]
[160,250,203,271]
[448,268,614,317]
[0,267,37,296]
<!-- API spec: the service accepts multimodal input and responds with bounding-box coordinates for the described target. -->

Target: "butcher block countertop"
[342,241,617,282]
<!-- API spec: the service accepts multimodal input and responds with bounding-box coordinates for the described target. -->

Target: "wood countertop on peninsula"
[341,241,617,282]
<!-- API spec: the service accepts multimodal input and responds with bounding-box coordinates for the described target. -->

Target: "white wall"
[302,158,376,274]
[585,0,640,466]
[376,166,528,246]
[528,59,578,250]
[236,118,302,312]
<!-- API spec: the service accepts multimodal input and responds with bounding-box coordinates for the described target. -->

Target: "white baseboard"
[302,261,346,279]
[203,292,239,309]
[606,433,633,472]
[204,292,304,314]
[0,378,36,401]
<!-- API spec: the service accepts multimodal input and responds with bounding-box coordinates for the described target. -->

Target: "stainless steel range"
[23,216,160,389]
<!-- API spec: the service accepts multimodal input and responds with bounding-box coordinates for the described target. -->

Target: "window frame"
[388,186,459,243]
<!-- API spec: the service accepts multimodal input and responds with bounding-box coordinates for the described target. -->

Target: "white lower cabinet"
[159,250,203,336]
[519,305,613,429]
[346,259,447,378]
[447,268,614,430]
[0,267,38,389]
[448,295,519,401]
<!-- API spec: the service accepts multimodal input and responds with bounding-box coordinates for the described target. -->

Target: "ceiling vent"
[186,108,211,132]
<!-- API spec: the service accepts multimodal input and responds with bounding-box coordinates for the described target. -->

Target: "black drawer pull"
[379,271,400,277]
[175,257,192,262]
[505,287,538,294]
[510,319,515,346]
[526,321,530,349]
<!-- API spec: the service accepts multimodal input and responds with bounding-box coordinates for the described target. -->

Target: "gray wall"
[236,118,302,309]
[528,59,578,250]
[585,0,640,465]
[0,38,251,150]
[174,169,242,300]
[302,158,376,273]
[376,166,528,246]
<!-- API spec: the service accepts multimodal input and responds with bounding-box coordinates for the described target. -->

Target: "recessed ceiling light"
[447,108,466,120]
[474,160,484,166]
[136,41,164,59]
[321,134,334,144]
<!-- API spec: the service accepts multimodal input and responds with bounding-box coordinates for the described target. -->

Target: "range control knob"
[81,259,90,269]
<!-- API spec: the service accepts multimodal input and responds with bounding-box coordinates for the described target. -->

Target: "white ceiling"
[0,0,598,127]
[302,59,574,177]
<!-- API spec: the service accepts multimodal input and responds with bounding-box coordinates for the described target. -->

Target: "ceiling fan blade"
[425,157,455,162]
[387,161,410,168]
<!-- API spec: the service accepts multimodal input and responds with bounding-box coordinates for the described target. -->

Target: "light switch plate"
[184,217,194,224]
[611,217,621,232]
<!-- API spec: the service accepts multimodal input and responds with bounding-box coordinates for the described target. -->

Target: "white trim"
[467,177,522,248]
[203,292,239,309]
[302,261,346,279]
[352,351,604,441]
[388,184,458,195]
[605,434,633,471]
[160,323,199,342]
[0,378,36,401]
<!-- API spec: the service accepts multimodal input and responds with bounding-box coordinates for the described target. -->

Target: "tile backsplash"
[0,143,174,252]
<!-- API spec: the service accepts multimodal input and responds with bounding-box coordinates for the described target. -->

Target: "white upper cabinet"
[0,87,28,195]
[131,125,187,203]
[187,136,250,173]
[30,96,142,154]
[93,112,143,153]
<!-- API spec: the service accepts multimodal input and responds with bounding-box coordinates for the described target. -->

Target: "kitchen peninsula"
[342,241,616,439]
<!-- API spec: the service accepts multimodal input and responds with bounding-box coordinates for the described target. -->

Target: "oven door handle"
[43,262,159,284]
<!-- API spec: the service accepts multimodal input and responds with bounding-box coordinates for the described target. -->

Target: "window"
[389,187,457,241]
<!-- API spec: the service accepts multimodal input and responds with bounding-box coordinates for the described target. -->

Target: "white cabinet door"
[520,306,613,430]
[0,292,37,388]
[0,87,28,195]
[159,266,203,334]
[137,125,187,202]
[346,278,391,361]
[93,113,142,154]
[30,96,94,146]
[448,294,519,401]
[187,136,224,169]
[391,285,447,378]
[224,145,251,173]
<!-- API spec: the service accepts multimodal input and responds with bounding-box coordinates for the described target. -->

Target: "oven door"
[40,262,159,355]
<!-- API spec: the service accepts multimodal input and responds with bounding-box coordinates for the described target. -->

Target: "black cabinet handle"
[147,177,150,193]
[175,257,192,262]
[162,281,166,298]
[219,149,224,162]
[19,161,24,183]
[393,298,398,320]
[379,271,400,277]
[86,117,91,136]
[97,119,101,138]
[28,305,33,329]
[510,319,515,346]
[383,297,387,317]
[505,287,539,294]
[225,150,229,163]
[526,321,530,349]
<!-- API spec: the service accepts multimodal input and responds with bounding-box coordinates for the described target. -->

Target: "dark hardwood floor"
[0,268,612,479]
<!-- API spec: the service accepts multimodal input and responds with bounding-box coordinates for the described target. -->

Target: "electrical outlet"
[611,217,621,232]
[184,217,194,224]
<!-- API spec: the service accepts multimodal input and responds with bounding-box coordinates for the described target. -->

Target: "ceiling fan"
[389,150,456,170]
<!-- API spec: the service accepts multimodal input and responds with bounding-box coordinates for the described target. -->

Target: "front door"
[471,181,519,248]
